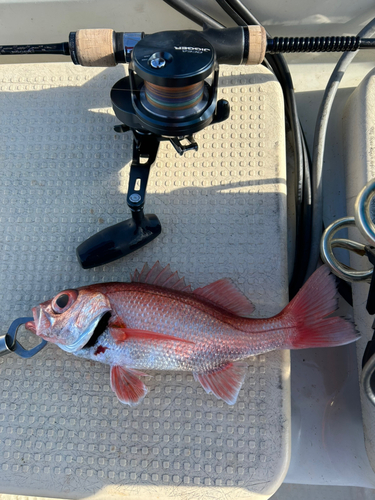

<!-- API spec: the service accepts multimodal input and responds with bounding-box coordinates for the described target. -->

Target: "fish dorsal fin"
[193,278,254,317]
[193,362,248,405]
[110,327,194,345]
[131,262,191,292]
[110,366,148,406]
[132,263,254,316]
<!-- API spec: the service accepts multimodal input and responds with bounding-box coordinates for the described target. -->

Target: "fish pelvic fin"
[281,265,359,349]
[110,366,148,406]
[193,361,248,405]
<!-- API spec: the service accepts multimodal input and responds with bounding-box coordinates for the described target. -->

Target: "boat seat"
[0,63,289,499]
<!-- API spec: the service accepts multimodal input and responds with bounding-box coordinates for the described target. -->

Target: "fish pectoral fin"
[110,365,148,406]
[110,327,128,343]
[193,362,248,405]
[110,327,195,345]
[193,279,254,317]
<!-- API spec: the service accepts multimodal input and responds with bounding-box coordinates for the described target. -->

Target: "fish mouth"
[26,306,55,342]
[24,306,41,336]
[56,311,111,354]
[25,318,36,334]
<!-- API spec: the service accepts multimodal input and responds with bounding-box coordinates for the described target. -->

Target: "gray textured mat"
[0,63,289,499]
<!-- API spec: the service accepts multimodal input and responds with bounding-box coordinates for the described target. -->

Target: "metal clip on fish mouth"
[320,177,375,283]
[0,317,47,359]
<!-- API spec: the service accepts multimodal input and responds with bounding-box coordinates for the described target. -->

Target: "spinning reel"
[70,27,263,268]
[76,29,237,268]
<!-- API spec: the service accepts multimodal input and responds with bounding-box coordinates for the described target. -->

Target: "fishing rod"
[2,27,375,270]
[2,29,375,60]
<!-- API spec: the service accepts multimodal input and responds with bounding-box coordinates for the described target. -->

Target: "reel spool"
[111,30,227,142]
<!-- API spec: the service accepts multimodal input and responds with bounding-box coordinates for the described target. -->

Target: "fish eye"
[52,289,78,314]
[56,294,69,308]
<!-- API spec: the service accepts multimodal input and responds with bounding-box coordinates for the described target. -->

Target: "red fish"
[25,263,358,406]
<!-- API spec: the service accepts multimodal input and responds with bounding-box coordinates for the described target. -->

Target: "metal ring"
[330,238,367,255]
[320,216,373,282]
[0,317,47,359]
[0,333,13,357]
[354,177,375,246]
[361,352,375,407]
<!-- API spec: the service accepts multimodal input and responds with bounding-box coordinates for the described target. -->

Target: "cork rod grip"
[246,26,267,65]
[75,29,117,67]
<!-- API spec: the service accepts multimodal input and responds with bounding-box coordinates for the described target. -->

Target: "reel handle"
[76,131,161,269]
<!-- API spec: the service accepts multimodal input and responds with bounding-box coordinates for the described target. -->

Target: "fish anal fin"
[109,327,194,345]
[110,366,148,406]
[193,279,254,317]
[193,362,248,405]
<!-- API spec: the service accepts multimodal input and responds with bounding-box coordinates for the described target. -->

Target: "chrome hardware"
[320,178,375,282]
[0,317,47,359]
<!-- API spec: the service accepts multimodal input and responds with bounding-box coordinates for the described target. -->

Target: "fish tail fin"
[281,266,359,349]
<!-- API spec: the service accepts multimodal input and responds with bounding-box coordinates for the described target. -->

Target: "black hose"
[162,0,224,29]
[215,0,247,26]
[289,130,312,298]
[219,0,261,27]
[266,53,305,242]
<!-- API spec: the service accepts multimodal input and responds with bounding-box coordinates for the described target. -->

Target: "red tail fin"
[282,266,359,349]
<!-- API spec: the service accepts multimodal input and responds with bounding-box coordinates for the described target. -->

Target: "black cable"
[221,0,260,26]
[289,129,312,298]
[162,0,224,29]
[266,53,304,234]
[215,0,247,26]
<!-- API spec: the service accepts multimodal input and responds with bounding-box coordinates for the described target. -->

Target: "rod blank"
[0,42,69,56]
